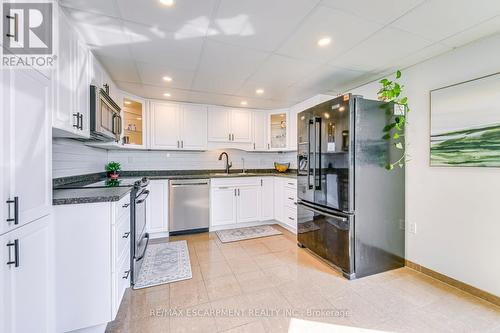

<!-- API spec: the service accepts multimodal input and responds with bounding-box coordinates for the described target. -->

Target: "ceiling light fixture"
[163,93,171,97]
[163,76,173,82]
[159,0,174,7]
[240,101,248,106]
[317,37,331,47]
[256,89,264,95]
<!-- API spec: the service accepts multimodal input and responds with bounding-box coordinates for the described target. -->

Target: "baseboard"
[209,220,276,232]
[275,221,297,234]
[405,260,500,307]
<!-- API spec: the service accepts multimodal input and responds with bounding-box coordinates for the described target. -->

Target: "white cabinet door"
[181,104,207,150]
[2,68,51,235]
[207,107,231,142]
[260,178,274,221]
[288,108,297,150]
[147,180,169,234]
[75,40,90,137]
[231,109,252,143]
[273,178,284,223]
[253,111,267,150]
[210,187,237,226]
[236,186,261,223]
[1,216,53,333]
[150,102,181,149]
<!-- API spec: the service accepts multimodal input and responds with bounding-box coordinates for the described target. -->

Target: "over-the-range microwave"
[89,85,122,142]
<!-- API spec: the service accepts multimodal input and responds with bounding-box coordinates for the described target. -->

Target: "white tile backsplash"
[52,138,108,178]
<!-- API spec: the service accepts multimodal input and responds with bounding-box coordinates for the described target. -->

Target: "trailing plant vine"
[377,70,409,170]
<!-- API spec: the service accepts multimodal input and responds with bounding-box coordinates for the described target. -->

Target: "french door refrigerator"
[297,94,405,279]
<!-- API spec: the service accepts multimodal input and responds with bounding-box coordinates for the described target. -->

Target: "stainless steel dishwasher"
[169,179,210,235]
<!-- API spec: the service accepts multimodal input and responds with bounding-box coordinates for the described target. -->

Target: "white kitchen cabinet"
[150,102,208,150]
[273,178,284,223]
[236,186,261,223]
[252,111,268,151]
[1,67,51,235]
[288,107,298,150]
[268,110,289,150]
[207,107,252,143]
[260,178,274,220]
[210,186,237,227]
[121,94,147,148]
[147,180,169,236]
[0,215,53,333]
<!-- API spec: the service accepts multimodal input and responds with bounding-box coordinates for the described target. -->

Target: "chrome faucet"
[218,152,232,174]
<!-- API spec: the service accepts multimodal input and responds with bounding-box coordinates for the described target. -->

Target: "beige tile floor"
[107,225,500,333]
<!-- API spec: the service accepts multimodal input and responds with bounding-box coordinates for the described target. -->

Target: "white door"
[260,178,274,221]
[181,104,208,150]
[2,68,51,235]
[236,186,261,223]
[253,111,267,150]
[147,180,169,234]
[150,102,181,149]
[274,178,284,223]
[210,187,237,227]
[207,107,231,142]
[75,40,90,137]
[1,216,52,333]
[231,109,252,143]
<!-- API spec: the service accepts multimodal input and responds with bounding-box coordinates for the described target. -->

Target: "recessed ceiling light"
[240,101,248,106]
[317,37,331,47]
[159,0,174,6]
[163,76,173,82]
[163,93,171,97]
[124,100,132,105]
[256,89,264,95]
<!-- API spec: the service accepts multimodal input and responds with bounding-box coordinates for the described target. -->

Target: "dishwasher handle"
[170,182,209,187]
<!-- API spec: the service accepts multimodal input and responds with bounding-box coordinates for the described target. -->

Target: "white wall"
[348,33,500,296]
[52,138,108,178]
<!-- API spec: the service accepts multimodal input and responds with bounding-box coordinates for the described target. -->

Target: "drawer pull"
[122,203,130,208]
[288,217,295,221]
[6,239,19,267]
[122,270,130,279]
[122,232,130,239]
[288,182,295,186]
[288,197,294,200]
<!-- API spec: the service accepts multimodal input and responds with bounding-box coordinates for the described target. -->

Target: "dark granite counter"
[53,169,297,205]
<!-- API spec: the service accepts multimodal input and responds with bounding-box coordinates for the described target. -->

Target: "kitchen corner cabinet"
[207,107,252,143]
[150,102,208,150]
[1,67,52,235]
[52,7,90,139]
[0,215,53,333]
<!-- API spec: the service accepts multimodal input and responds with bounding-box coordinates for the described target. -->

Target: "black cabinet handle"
[6,197,19,225]
[6,239,19,267]
[288,197,294,200]
[73,113,80,129]
[288,217,295,221]
[78,113,83,130]
[122,232,130,239]
[122,203,130,208]
[122,270,130,279]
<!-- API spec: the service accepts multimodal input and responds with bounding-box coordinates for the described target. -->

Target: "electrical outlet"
[409,222,417,234]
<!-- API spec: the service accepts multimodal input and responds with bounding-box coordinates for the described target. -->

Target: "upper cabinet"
[121,95,146,148]
[150,102,207,150]
[268,110,289,150]
[252,111,268,151]
[207,107,252,143]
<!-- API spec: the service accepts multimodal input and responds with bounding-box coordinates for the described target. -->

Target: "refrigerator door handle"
[298,201,348,222]
[307,119,313,189]
[315,117,322,191]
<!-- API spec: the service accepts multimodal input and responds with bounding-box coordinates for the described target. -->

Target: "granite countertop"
[53,169,297,205]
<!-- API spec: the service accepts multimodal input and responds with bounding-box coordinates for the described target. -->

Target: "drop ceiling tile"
[123,21,204,70]
[196,40,270,81]
[277,5,383,63]
[60,0,121,17]
[236,81,289,100]
[320,0,424,25]
[191,72,245,95]
[141,84,191,102]
[386,42,451,72]
[247,55,320,87]
[332,26,433,72]
[293,65,371,92]
[115,81,146,97]
[441,15,500,48]
[391,0,500,42]
[116,0,218,34]
[97,56,141,83]
[63,8,133,59]
[209,0,320,52]
[136,62,195,90]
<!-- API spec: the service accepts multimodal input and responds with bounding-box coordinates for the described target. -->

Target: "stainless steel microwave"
[90,85,122,142]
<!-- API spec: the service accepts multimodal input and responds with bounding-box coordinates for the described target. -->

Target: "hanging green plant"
[377,70,409,170]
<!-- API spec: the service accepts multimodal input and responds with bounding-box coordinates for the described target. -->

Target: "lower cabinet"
[211,186,237,227]
[260,177,274,220]
[147,180,169,237]
[236,186,261,223]
[54,194,131,333]
[0,216,53,333]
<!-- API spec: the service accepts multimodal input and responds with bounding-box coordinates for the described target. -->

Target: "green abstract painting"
[430,73,500,167]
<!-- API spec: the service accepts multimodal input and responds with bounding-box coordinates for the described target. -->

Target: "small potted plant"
[105,161,121,180]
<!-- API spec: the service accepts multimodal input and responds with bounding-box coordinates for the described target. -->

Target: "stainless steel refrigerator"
[297,94,405,279]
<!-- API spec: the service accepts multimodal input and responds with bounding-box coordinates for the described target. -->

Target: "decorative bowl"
[274,162,290,173]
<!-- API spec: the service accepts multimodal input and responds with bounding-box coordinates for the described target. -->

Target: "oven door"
[297,201,354,278]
